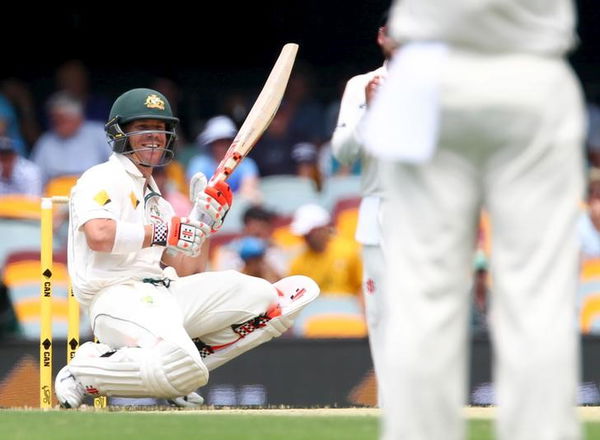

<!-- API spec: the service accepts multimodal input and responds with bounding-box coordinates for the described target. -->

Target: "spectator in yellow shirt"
[288,204,362,296]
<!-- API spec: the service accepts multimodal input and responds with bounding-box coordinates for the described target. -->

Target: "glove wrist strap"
[151,222,168,247]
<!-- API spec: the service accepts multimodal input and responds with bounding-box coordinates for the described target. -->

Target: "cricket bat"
[187,43,298,226]
[209,42,299,185]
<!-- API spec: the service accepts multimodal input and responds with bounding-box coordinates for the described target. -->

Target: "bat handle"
[208,173,227,187]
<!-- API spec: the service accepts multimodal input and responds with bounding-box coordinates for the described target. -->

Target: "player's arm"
[83,219,153,251]
[330,74,370,165]
[82,216,208,256]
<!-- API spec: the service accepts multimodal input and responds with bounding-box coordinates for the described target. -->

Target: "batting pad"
[199,275,320,371]
[68,340,208,398]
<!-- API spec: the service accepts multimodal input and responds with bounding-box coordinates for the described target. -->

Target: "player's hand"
[365,75,384,107]
[188,172,233,233]
[152,217,210,257]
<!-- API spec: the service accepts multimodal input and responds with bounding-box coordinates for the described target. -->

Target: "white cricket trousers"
[362,244,387,407]
[379,50,585,440]
[86,270,277,395]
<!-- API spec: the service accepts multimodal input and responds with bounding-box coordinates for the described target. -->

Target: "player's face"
[377,26,397,59]
[126,119,168,166]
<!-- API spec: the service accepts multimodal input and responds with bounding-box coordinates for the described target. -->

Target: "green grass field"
[2,408,600,440]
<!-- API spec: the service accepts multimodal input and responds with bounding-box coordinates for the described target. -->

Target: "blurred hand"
[365,75,384,107]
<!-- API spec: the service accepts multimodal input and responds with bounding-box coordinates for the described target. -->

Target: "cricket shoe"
[55,365,86,409]
[55,341,113,408]
[167,391,205,408]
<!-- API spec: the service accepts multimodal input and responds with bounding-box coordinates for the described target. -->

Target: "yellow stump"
[93,337,107,409]
[40,196,93,409]
[67,282,79,362]
[39,197,54,409]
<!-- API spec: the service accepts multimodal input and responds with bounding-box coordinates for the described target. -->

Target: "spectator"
[1,78,41,153]
[213,205,288,277]
[30,92,111,185]
[250,110,297,176]
[288,203,362,297]
[251,62,327,177]
[0,93,26,156]
[235,236,281,283]
[291,142,323,191]
[283,63,328,147]
[187,115,261,202]
[219,90,251,127]
[0,136,42,196]
[55,60,111,122]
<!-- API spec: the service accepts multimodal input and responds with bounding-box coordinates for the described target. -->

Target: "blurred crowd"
[0,58,600,340]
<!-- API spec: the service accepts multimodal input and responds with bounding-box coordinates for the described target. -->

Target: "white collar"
[110,153,161,195]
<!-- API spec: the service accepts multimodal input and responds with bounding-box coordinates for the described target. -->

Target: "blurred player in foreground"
[55,88,319,408]
[364,1,585,439]
[330,9,394,407]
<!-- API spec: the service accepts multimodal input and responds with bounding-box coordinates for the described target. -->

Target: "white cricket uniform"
[367,1,585,440]
[330,65,387,405]
[67,153,277,397]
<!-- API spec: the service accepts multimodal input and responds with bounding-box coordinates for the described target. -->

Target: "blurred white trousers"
[378,50,585,440]
[362,244,387,406]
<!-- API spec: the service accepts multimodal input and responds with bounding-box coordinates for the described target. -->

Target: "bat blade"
[210,43,299,184]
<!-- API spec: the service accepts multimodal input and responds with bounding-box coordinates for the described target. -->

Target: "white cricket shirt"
[331,66,386,245]
[67,153,174,308]
[388,0,577,55]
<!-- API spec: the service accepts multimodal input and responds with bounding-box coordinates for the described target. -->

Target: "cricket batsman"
[55,88,319,408]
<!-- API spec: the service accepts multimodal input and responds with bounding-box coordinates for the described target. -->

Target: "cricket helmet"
[105,88,179,167]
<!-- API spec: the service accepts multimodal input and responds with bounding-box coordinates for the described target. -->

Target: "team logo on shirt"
[144,94,165,110]
[93,190,111,206]
[129,191,140,209]
[146,198,167,224]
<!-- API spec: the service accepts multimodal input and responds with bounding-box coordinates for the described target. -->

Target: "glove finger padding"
[206,180,233,208]
[188,172,208,203]
[166,217,210,257]
[197,180,233,231]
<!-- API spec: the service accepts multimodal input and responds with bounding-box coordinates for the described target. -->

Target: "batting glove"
[188,172,233,233]
[151,217,210,257]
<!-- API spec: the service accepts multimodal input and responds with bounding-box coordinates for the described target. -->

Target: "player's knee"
[147,342,208,397]
[232,271,278,308]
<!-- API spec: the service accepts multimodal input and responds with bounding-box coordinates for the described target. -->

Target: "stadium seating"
[1,250,89,339]
[259,175,320,216]
[43,175,79,197]
[302,313,368,338]
[320,174,361,211]
[292,295,367,338]
[0,195,43,268]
